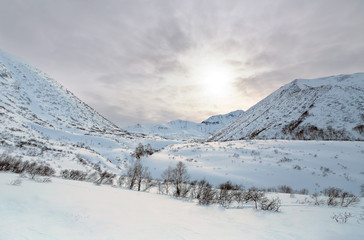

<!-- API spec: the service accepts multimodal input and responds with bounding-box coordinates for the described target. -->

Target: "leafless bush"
[61,169,87,181]
[245,187,265,209]
[331,212,353,223]
[42,177,52,183]
[217,181,240,207]
[298,188,309,195]
[277,185,293,193]
[0,155,55,179]
[323,187,359,207]
[339,192,359,207]
[197,180,217,206]
[131,143,154,159]
[259,197,281,211]
[95,171,116,185]
[310,193,325,205]
[118,175,127,187]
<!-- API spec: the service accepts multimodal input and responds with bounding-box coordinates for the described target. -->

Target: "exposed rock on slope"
[209,73,364,141]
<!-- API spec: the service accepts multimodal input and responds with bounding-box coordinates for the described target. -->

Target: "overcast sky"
[1,0,363,127]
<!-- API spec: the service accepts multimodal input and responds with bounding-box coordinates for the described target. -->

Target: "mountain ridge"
[123,110,244,140]
[209,73,364,141]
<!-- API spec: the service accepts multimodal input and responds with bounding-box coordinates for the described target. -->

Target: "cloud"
[0,0,363,126]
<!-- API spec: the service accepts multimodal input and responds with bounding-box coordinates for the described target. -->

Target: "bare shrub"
[118,175,127,187]
[259,197,281,211]
[61,169,87,181]
[277,185,293,193]
[323,187,340,206]
[310,193,325,205]
[245,187,265,209]
[197,180,217,206]
[95,171,115,185]
[42,177,52,183]
[298,188,309,195]
[217,181,240,207]
[339,192,359,207]
[131,143,154,159]
[331,212,353,223]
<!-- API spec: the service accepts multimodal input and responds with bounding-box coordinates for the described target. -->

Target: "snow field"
[145,140,364,194]
[1,173,363,240]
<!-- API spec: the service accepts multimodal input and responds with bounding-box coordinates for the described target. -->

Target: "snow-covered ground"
[144,140,364,194]
[0,173,363,240]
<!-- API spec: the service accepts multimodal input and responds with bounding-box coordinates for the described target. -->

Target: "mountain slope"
[124,110,244,140]
[0,50,174,173]
[209,73,364,141]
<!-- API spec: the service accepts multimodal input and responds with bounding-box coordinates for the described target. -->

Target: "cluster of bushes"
[2,151,358,211]
[0,154,55,178]
[323,187,359,207]
[131,143,154,159]
[308,187,359,207]
[61,169,116,185]
[118,160,281,211]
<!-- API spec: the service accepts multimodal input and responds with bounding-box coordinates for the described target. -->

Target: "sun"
[195,61,235,96]
[176,47,241,104]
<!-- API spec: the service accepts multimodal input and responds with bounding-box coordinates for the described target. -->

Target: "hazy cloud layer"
[0,0,363,126]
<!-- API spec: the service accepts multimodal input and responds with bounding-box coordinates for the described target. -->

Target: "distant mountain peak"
[124,110,244,140]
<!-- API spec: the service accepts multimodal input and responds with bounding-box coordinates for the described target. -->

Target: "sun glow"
[195,61,235,96]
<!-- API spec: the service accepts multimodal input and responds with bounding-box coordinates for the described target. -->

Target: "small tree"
[136,165,151,191]
[172,161,190,197]
[161,166,174,195]
[126,159,150,191]
[127,159,142,189]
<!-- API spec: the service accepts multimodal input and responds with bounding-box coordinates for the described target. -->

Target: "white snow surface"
[1,173,363,240]
[209,73,364,141]
[144,140,364,194]
[124,110,244,140]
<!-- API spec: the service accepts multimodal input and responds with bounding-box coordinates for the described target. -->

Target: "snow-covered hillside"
[124,110,244,140]
[0,50,176,173]
[209,74,364,141]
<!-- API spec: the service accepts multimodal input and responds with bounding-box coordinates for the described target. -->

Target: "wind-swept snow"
[1,173,363,240]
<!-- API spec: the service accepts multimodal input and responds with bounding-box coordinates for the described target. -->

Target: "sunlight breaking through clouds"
[0,0,363,126]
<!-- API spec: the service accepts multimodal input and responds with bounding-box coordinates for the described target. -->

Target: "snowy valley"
[1,50,364,240]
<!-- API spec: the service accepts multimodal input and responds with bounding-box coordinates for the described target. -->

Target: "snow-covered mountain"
[0,50,175,173]
[124,110,244,140]
[209,73,364,141]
